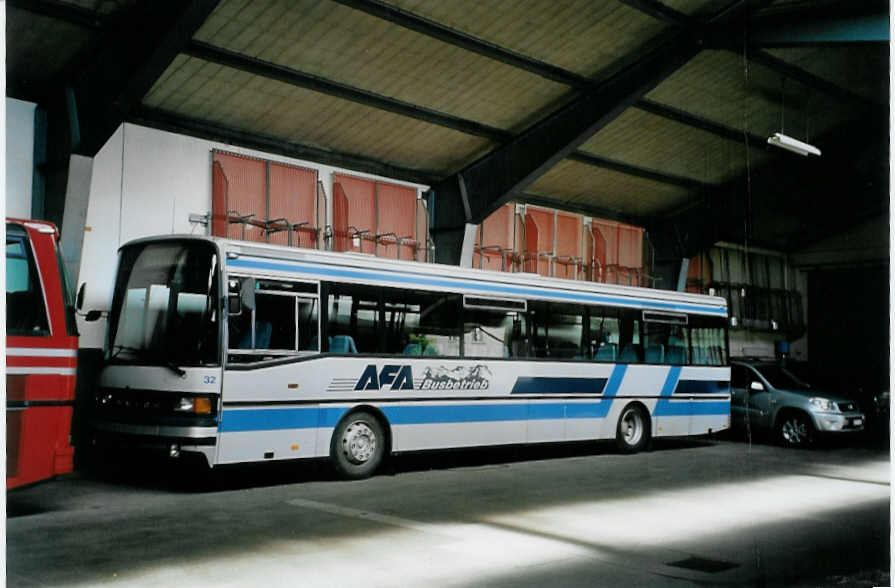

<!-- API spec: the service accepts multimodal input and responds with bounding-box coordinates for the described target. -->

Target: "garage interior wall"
[808,265,888,396]
[5,97,37,219]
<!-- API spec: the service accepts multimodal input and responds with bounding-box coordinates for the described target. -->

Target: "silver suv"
[731,360,865,447]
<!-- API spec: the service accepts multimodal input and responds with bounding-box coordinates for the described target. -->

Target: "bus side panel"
[6,343,78,489]
[384,402,529,452]
[217,368,323,464]
[6,222,78,488]
[6,405,74,489]
[215,358,729,464]
[651,366,730,438]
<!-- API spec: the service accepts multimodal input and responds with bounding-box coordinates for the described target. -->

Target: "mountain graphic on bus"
[420,365,492,391]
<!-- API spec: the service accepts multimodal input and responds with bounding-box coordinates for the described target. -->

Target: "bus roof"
[120,234,728,317]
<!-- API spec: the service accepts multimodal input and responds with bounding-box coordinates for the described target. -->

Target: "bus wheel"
[330,411,386,479]
[616,403,650,453]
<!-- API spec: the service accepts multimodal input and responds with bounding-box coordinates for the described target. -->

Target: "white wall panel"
[5,98,36,218]
[77,126,124,348]
[76,122,428,350]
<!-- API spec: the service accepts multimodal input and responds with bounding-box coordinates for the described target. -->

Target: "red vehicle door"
[6,218,78,488]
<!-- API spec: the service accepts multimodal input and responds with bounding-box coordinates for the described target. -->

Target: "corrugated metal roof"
[528,160,692,216]
[6,8,94,89]
[645,50,856,142]
[5,0,887,252]
[195,0,571,132]
[766,46,889,104]
[578,107,769,184]
[382,0,669,78]
[145,56,496,173]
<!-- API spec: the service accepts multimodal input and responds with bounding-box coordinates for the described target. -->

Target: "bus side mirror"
[240,277,256,312]
[84,310,103,322]
[76,283,86,311]
[228,295,241,315]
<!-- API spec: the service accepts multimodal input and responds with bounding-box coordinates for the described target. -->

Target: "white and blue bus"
[91,235,730,478]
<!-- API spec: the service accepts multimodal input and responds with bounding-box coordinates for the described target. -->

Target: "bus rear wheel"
[616,403,650,453]
[330,411,386,479]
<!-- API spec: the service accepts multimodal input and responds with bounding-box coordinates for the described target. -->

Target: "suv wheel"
[777,411,814,448]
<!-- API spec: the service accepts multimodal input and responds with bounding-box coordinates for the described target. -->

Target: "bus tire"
[330,411,386,479]
[616,403,650,453]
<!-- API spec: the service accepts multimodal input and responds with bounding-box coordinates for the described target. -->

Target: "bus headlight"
[175,396,214,415]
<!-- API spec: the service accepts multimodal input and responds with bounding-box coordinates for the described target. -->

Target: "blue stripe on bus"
[222,403,607,431]
[221,365,630,432]
[226,257,726,315]
[219,407,320,432]
[674,380,730,395]
[653,367,730,417]
[511,377,608,394]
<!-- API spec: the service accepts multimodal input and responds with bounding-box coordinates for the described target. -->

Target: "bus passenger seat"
[330,335,358,353]
[645,343,664,363]
[595,343,617,362]
[255,321,273,349]
[619,345,638,363]
[423,345,438,356]
[666,345,686,364]
[403,343,422,355]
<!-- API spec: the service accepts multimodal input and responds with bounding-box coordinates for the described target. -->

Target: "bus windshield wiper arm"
[110,344,144,359]
[161,358,186,378]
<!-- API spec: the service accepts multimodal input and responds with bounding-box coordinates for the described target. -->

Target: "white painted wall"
[76,122,428,348]
[5,98,36,218]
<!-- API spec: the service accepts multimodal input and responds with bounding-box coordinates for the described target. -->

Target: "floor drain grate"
[667,556,739,573]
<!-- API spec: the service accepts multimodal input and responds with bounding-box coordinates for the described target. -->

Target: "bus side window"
[6,236,50,335]
[327,283,379,353]
[228,278,317,361]
[642,320,689,365]
[380,288,460,357]
[617,309,642,363]
[689,316,728,365]
[590,308,620,362]
[463,308,527,358]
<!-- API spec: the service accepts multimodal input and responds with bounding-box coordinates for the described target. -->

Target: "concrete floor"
[7,436,890,587]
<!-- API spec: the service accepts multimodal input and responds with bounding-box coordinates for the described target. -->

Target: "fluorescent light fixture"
[767,132,821,157]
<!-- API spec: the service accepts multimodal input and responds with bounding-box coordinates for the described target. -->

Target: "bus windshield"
[107,241,220,367]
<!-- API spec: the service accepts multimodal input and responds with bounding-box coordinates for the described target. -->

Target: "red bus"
[6,218,78,488]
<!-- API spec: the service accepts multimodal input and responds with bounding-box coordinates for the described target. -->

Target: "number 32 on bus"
[91,235,730,479]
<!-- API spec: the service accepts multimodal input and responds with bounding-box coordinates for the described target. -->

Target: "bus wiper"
[161,358,186,378]
[110,344,144,359]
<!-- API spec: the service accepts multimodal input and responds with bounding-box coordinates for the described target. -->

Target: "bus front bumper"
[90,420,218,447]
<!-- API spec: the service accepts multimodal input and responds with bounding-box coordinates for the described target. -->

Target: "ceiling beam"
[185,41,511,143]
[567,151,711,191]
[635,98,771,151]
[29,0,861,151]
[743,50,886,109]
[646,110,888,257]
[616,0,696,26]
[330,0,592,88]
[129,107,441,187]
[186,41,711,191]
[8,0,103,29]
[431,33,702,229]
[69,0,221,155]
